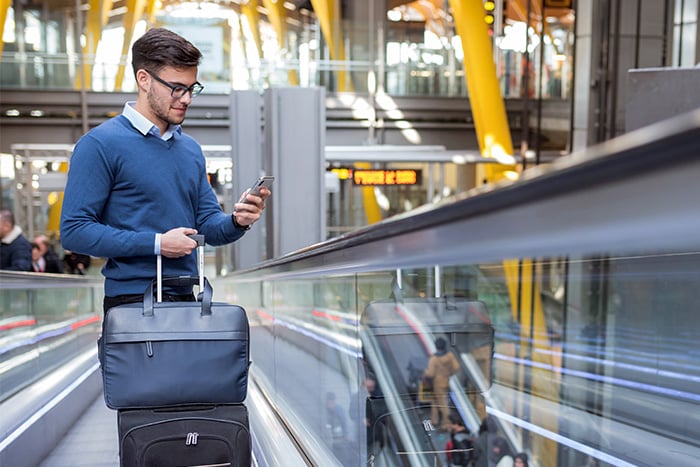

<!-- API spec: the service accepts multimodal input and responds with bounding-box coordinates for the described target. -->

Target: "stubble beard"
[147,90,186,128]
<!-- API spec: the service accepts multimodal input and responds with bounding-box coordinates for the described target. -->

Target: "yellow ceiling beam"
[310,0,352,91]
[450,2,556,462]
[75,0,114,90]
[408,0,446,38]
[115,0,148,90]
[145,0,160,23]
[241,0,264,58]
[449,0,513,179]
[261,0,299,85]
[0,0,12,58]
[388,0,414,8]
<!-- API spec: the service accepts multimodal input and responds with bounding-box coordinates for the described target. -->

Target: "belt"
[109,292,195,301]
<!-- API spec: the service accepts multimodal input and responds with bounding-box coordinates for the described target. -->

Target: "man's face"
[141,66,199,129]
[0,219,10,238]
[35,237,48,254]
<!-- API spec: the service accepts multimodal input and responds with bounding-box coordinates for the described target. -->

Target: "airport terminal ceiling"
[12,0,575,30]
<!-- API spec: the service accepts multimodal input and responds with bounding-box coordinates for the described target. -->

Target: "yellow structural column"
[75,0,114,90]
[309,0,352,91]
[449,0,514,182]
[241,0,265,59]
[450,2,557,464]
[144,0,159,23]
[115,0,148,90]
[46,162,69,237]
[261,0,299,85]
[355,162,382,224]
[0,0,10,57]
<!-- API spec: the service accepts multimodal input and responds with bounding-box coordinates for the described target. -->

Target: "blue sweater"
[60,115,244,296]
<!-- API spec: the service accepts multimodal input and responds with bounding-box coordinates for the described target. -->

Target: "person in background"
[514,452,529,467]
[31,242,44,272]
[473,417,494,467]
[60,28,269,311]
[445,413,475,466]
[349,373,386,460]
[491,436,514,467]
[33,234,64,273]
[63,250,91,275]
[0,209,32,271]
[325,391,353,465]
[423,336,461,430]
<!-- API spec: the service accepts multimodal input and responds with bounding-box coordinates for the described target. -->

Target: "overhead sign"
[352,169,422,186]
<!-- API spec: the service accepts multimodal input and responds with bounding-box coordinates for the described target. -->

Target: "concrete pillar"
[263,87,326,257]
[231,90,265,270]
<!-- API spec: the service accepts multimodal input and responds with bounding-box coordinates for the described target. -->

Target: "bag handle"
[157,234,205,302]
[142,276,214,317]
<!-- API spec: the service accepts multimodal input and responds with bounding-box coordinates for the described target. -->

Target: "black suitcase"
[118,404,251,467]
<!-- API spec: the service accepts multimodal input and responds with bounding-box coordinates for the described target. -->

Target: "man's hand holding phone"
[233,176,273,229]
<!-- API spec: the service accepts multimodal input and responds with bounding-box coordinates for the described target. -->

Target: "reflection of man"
[423,337,460,430]
[325,392,353,465]
[325,391,347,441]
[349,373,386,460]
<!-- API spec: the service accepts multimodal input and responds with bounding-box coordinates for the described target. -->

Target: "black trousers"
[103,292,195,313]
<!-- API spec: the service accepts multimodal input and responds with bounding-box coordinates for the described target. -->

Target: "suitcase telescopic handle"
[156,234,206,302]
[143,277,214,317]
[189,234,205,291]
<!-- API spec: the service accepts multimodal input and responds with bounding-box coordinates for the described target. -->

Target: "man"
[33,234,64,273]
[31,242,44,272]
[0,209,33,271]
[423,337,461,430]
[446,413,475,466]
[61,28,269,312]
[63,249,91,275]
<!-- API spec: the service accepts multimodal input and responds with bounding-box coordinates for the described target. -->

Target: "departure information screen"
[348,169,422,186]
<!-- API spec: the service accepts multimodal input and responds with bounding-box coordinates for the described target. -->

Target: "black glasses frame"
[145,70,204,98]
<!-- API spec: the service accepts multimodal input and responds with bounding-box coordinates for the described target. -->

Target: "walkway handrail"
[232,107,700,280]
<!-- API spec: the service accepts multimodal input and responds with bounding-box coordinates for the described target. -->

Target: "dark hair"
[131,28,202,77]
[448,413,465,426]
[0,209,15,226]
[514,452,529,466]
[435,337,447,351]
[492,436,512,460]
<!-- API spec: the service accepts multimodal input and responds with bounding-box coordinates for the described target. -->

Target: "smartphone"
[238,175,274,205]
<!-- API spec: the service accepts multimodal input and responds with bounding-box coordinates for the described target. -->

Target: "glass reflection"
[232,250,700,466]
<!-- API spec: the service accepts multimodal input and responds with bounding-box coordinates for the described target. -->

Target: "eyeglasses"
[146,70,204,98]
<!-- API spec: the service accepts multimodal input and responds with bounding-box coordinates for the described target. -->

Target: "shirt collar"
[122,102,181,140]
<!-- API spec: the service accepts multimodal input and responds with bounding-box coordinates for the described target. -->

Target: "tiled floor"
[39,395,119,467]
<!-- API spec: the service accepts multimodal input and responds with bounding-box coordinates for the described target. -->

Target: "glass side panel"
[228,249,700,466]
[0,278,102,402]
